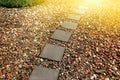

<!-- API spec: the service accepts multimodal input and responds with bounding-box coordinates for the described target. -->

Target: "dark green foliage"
[0,0,45,8]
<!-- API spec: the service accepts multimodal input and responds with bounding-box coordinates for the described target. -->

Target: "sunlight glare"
[84,0,103,6]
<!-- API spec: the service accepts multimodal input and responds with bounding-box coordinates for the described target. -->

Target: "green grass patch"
[0,0,45,8]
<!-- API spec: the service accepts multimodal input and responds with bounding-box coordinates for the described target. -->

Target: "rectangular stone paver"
[51,29,72,42]
[61,21,78,30]
[29,66,59,80]
[74,9,86,14]
[68,14,81,20]
[78,5,88,10]
[40,43,65,61]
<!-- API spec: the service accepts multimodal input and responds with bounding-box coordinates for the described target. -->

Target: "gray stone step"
[51,29,72,42]
[74,9,86,14]
[74,5,88,14]
[68,14,81,20]
[40,43,65,61]
[29,66,59,80]
[78,5,88,10]
[61,21,78,30]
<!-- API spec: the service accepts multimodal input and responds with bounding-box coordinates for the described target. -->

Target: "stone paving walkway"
[51,29,72,42]
[40,43,65,61]
[29,5,88,80]
[29,66,59,80]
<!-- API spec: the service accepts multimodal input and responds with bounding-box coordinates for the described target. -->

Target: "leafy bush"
[0,0,45,8]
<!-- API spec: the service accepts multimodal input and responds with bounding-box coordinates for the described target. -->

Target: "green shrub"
[0,0,45,8]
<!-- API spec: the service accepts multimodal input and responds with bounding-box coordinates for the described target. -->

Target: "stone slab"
[40,43,65,61]
[29,66,59,80]
[74,5,88,14]
[61,21,78,30]
[74,9,86,14]
[78,5,88,10]
[68,14,81,20]
[51,29,72,42]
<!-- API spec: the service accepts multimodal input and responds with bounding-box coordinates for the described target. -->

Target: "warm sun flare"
[85,0,103,5]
